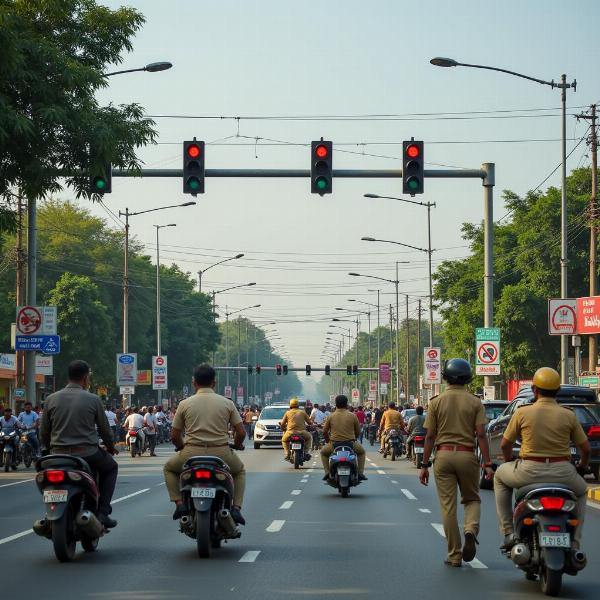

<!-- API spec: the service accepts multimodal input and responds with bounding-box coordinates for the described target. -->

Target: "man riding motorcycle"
[406,405,426,459]
[17,401,41,459]
[280,399,312,461]
[378,402,406,453]
[124,406,145,450]
[0,408,20,468]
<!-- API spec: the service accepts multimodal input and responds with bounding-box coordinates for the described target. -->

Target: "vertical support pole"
[417,299,422,403]
[560,74,569,384]
[389,304,394,403]
[589,105,598,373]
[15,192,25,398]
[376,290,380,406]
[155,225,161,406]
[121,208,130,406]
[427,202,434,348]
[25,194,37,409]
[225,308,230,387]
[482,163,495,388]
[405,294,410,403]
[395,263,400,404]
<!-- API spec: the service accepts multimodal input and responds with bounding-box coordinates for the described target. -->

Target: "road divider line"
[0,530,32,545]
[307,469,314,473]
[377,470,386,475]
[291,489,302,495]
[155,482,166,487]
[419,508,431,513]
[467,558,488,569]
[266,520,285,533]
[279,501,294,510]
[401,489,417,500]
[112,488,150,504]
[239,550,261,562]
[431,523,446,537]
[391,480,398,484]
[0,479,34,489]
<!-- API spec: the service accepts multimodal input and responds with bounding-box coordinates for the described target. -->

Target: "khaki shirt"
[173,388,241,446]
[380,409,405,431]
[281,408,311,432]
[424,384,486,447]
[324,409,360,442]
[504,396,588,458]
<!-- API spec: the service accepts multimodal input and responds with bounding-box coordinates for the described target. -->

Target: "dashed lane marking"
[430,523,488,569]
[419,509,432,513]
[377,470,386,475]
[239,550,261,563]
[280,501,294,510]
[0,479,34,489]
[307,469,314,473]
[266,520,285,532]
[112,488,150,504]
[291,489,302,495]
[401,489,417,500]
[391,480,398,484]
[155,482,166,487]
[431,523,446,537]
[0,530,32,545]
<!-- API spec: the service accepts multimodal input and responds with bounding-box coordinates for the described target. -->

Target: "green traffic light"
[188,177,201,190]
[316,177,328,190]
[93,177,106,190]
[407,177,419,190]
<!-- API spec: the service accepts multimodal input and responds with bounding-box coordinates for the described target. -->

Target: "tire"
[52,509,76,562]
[294,450,301,469]
[540,566,562,596]
[81,536,99,553]
[391,448,396,461]
[196,511,212,558]
[416,454,423,469]
[341,487,349,498]
[130,444,136,458]
[253,443,261,450]
[23,447,32,469]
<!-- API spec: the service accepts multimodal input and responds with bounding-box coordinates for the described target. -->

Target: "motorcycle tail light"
[46,470,65,483]
[414,436,425,442]
[194,469,211,479]
[547,525,562,532]
[292,436,300,441]
[587,425,600,438]
[129,430,137,436]
[523,518,535,526]
[67,471,82,482]
[540,496,565,510]
[339,457,347,462]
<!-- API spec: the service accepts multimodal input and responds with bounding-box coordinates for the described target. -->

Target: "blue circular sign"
[119,354,134,364]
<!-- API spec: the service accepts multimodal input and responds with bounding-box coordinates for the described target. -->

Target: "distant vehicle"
[481,400,509,424]
[253,405,288,449]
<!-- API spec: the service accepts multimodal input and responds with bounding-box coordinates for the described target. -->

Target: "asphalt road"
[0,443,598,599]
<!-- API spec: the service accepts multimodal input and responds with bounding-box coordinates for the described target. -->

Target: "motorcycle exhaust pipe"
[217,509,239,538]
[570,550,587,571]
[510,543,531,566]
[179,514,193,533]
[75,510,104,539]
[32,518,52,539]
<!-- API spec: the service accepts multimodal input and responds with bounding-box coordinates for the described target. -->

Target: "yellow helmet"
[289,398,299,408]
[532,367,560,392]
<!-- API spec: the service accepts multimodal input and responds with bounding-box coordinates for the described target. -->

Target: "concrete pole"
[589,105,598,372]
[25,194,37,408]
[121,208,130,406]
[155,225,162,406]
[376,290,380,405]
[482,163,495,388]
[560,75,569,384]
[417,299,422,402]
[427,202,434,347]
[389,304,394,402]
[405,294,410,402]
[395,263,400,404]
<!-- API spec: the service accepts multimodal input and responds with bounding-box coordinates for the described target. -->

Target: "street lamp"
[431,56,576,383]
[102,61,173,77]
[154,223,176,405]
[198,253,245,293]
[223,304,261,389]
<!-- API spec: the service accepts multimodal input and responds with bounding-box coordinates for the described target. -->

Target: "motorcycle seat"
[515,483,574,502]
[183,455,229,471]
[36,454,91,474]
[333,441,355,450]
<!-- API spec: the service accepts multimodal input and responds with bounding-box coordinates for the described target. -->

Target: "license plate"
[191,487,216,499]
[540,533,570,548]
[570,447,577,455]
[337,468,351,475]
[414,447,424,454]
[43,490,68,503]
[291,444,302,450]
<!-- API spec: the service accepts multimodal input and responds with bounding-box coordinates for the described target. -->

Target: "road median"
[588,487,600,504]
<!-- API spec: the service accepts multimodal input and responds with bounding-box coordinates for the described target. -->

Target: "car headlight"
[255,423,266,431]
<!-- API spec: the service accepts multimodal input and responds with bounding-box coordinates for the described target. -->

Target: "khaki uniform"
[281,408,312,456]
[424,385,487,564]
[320,409,366,475]
[163,388,246,507]
[494,397,588,546]
[379,408,405,450]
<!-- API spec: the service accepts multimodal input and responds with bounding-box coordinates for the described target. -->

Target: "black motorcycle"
[0,430,19,471]
[505,483,586,596]
[288,434,309,469]
[326,442,361,497]
[178,450,242,558]
[32,455,106,562]
[383,428,403,461]
[20,430,37,468]
[367,423,378,446]
[412,434,426,468]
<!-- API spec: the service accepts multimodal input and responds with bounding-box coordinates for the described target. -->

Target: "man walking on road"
[419,358,494,567]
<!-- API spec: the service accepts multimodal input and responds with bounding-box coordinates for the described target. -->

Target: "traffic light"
[346,365,352,376]
[402,139,424,196]
[276,364,282,376]
[248,365,253,374]
[311,140,332,195]
[183,140,205,195]
[352,365,358,375]
[325,365,331,376]
[89,162,112,195]
[305,365,311,376]
[256,365,261,375]
[283,365,288,375]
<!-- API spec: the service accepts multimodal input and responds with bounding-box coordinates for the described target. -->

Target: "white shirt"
[155,410,166,425]
[144,412,156,430]
[124,413,144,429]
[105,410,117,427]
[310,408,325,425]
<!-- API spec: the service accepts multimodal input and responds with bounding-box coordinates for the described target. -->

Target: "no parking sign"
[475,328,501,376]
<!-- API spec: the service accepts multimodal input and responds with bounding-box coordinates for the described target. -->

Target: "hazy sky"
[67,0,600,386]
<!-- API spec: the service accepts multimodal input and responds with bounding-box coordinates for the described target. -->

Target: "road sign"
[379,362,391,384]
[423,347,442,384]
[35,355,53,375]
[351,388,360,404]
[579,375,600,387]
[14,388,25,398]
[15,335,60,354]
[475,327,500,376]
[136,370,152,385]
[116,353,137,386]
[380,382,388,395]
[236,386,244,403]
[183,385,190,397]
[224,385,232,399]
[548,299,577,335]
[576,296,600,334]
[16,306,56,336]
[152,355,168,390]
[483,385,496,400]
[119,385,135,395]
[369,380,377,392]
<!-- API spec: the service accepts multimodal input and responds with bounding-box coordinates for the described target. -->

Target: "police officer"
[280,399,312,461]
[419,358,493,566]
[320,394,367,481]
[378,401,405,453]
[494,367,590,550]
[163,364,246,525]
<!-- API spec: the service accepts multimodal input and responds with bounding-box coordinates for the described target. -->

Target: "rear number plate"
[43,490,68,503]
[540,533,570,548]
[414,447,424,454]
[338,468,351,475]
[191,487,216,498]
[291,443,302,449]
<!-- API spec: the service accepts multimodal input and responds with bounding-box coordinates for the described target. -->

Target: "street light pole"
[198,253,244,293]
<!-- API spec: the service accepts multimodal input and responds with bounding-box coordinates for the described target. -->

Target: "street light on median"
[103,61,173,77]
[198,253,245,293]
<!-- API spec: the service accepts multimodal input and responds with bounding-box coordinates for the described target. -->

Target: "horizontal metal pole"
[214,366,392,373]
[113,168,485,179]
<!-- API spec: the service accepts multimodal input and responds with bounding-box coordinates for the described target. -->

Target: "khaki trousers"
[320,442,366,475]
[282,430,312,456]
[163,445,246,508]
[433,450,481,563]
[494,459,587,547]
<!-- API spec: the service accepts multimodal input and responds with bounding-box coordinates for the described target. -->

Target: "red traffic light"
[406,144,420,159]
[315,144,328,158]
[187,144,201,159]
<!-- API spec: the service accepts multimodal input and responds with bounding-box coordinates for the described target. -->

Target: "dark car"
[481,385,600,488]
[481,400,509,424]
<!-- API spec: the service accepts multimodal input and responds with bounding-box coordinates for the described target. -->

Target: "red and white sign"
[351,388,360,403]
[369,380,377,393]
[16,306,42,334]
[379,362,391,384]
[576,296,600,334]
[236,386,244,403]
[548,298,577,335]
[152,355,168,390]
[423,347,441,385]
[477,342,498,364]
[224,385,232,399]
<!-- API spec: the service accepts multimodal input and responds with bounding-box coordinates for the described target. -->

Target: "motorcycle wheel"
[391,448,397,461]
[416,454,423,469]
[52,507,76,562]
[540,566,562,596]
[196,512,212,558]
[81,536,99,553]
[24,447,32,469]
[341,487,349,498]
[130,444,136,458]
[294,451,301,469]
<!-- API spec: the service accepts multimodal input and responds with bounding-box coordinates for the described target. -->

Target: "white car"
[253,405,290,449]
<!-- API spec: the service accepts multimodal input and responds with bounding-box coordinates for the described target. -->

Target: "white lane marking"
[291,489,302,495]
[468,558,488,569]
[587,501,600,510]
[266,520,285,532]
[307,469,314,473]
[239,550,261,563]
[391,480,398,484]
[371,463,379,467]
[431,523,446,537]
[401,489,417,500]
[377,470,386,475]
[419,508,432,514]
[279,501,294,510]
[0,479,34,489]
[0,530,32,545]
[155,482,166,487]
[112,488,150,504]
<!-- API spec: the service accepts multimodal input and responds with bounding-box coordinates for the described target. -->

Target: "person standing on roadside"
[418,358,493,567]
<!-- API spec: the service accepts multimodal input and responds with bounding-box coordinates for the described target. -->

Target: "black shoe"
[304,453,312,461]
[284,455,290,461]
[230,507,246,526]
[172,504,189,520]
[322,474,330,481]
[462,531,478,562]
[150,453,157,457]
[358,474,368,481]
[500,533,516,551]
[98,514,118,529]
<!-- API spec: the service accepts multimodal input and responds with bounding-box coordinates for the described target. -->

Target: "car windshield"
[403,409,416,419]
[259,407,288,420]
[570,405,600,426]
[485,406,506,421]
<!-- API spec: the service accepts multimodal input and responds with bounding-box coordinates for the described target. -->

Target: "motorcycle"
[288,434,308,469]
[311,426,323,451]
[412,435,426,468]
[326,442,361,497]
[20,429,37,468]
[32,454,106,562]
[0,430,19,471]
[367,423,377,446]
[177,448,242,558]
[382,428,403,461]
[504,483,587,596]
[126,427,143,457]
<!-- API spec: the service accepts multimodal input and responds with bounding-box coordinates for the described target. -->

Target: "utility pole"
[417,299,422,402]
[15,192,25,394]
[122,208,130,406]
[389,304,394,402]
[405,295,410,403]
[24,193,37,409]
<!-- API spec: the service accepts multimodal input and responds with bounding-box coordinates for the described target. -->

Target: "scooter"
[288,434,309,469]
[504,483,587,596]
[20,429,37,468]
[412,435,426,468]
[126,427,143,457]
[327,442,361,498]
[383,428,403,461]
[0,430,19,471]
[177,446,243,558]
[32,455,106,562]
